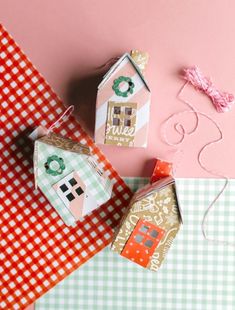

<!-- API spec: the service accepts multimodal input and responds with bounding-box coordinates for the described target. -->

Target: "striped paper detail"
[95,58,151,148]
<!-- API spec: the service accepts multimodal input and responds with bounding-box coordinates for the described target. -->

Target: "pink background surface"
[1,0,235,180]
[1,2,235,309]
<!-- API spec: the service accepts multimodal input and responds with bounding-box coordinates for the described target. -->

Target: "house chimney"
[130,50,149,75]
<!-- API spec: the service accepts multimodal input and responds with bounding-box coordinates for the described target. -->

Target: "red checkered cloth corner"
[0,24,132,310]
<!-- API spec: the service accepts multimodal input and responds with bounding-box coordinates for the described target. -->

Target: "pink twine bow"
[183,66,234,113]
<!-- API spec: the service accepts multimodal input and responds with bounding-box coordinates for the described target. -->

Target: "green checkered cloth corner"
[36,178,235,310]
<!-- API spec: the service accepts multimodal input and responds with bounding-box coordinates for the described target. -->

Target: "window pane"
[124,119,131,127]
[75,187,84,196]
[140,224,149,233]
[125,107,132,115]
[134,234,143,243]
[60,184,68,192]
[69,178,77,186]
[144,240,154,248]
[114,107,121,114]
[66,193,75,202]
[113,118,120,126]
[150,229,158,238]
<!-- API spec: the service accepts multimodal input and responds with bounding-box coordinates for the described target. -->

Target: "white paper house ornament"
[33,132,113,227]
[95,52,151,148]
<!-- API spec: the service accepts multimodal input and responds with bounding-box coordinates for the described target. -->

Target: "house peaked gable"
[33,133,89,191]
[98,53,150,92]
[133,176,183,223]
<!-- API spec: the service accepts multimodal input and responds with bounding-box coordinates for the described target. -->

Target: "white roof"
[98,53,150,91]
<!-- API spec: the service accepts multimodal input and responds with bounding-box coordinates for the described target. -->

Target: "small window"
[140,224,149,233]
[114,107,121,114]
[150,229,158,238]
[125,107,132,115]
[124,119,131,127]
[144,239,154,248]
[113,118,120,126]
[60,184,68,192]
[66,193,75,202]
[69,178,77,186]
[75,187,84,196]
[135,234,143,243]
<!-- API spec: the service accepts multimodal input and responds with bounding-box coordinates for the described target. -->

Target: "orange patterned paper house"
[111,176,182,271]
[95,50,151,148]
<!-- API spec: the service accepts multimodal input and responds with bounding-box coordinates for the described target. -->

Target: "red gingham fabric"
[0,24,132,310]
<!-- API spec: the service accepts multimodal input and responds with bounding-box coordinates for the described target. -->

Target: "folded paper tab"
[32,132,113,226]
[111,176,182,271]
[150,159,173,184]
[130,50,149,75]
[95,52,151,148]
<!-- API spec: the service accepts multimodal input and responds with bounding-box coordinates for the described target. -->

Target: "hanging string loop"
[48,105,74,132]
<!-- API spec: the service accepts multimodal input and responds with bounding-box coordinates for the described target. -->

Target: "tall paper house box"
[111,176,182,271]
[95,50,151,148]
[33,132,113,227]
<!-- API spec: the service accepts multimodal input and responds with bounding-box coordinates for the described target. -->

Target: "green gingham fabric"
[36,141,112,226]
[36,178,235,310]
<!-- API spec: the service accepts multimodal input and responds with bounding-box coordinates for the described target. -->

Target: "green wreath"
[44,155,65,176]
[112,76,135,97]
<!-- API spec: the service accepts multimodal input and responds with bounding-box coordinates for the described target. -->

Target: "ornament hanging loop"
[48,105,74,132]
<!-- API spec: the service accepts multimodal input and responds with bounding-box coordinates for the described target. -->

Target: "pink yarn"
[161,81,235,247]
[183,66,234,113]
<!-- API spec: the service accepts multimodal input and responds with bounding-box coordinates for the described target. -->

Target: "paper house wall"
[34,133,113,227]
[111,176,182,271]
[95,52,151,148]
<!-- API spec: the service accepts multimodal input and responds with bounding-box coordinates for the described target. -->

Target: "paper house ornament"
[33,132,113,227]
[111,176,182,271]
[95,51,151,148]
